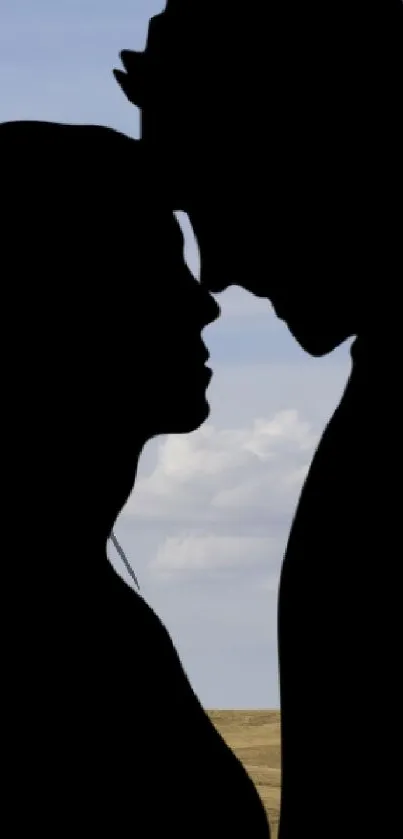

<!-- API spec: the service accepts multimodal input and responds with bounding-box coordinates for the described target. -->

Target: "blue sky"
[1,0,352,708]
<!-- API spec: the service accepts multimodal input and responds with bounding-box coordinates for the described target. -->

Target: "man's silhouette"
[114,0,402,835]
[0,121,270,836]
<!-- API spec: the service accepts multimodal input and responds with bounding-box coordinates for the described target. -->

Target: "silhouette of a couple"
[1,0,401,836]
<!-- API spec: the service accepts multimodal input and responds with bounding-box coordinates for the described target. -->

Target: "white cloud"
[124,409,317,518]
[124,410,318,520]
[150,534,278,576]
[121,408,319,578]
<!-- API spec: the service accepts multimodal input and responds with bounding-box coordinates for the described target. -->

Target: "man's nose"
[200,259,232,295]
[201,287,221,328]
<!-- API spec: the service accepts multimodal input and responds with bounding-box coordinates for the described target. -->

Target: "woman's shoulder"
[104,562,181,658]
[102,561,171,646]
[101,562,202,711]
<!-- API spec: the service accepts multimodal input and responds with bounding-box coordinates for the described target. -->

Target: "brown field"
[208,710,281,839]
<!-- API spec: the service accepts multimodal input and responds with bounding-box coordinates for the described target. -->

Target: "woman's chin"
[160,396,210,436]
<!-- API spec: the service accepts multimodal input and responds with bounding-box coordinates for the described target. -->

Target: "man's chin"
[284,319,355,358]
[295,332,354,358]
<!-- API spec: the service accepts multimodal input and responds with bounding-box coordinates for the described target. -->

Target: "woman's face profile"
[113,211,220,439]
[18,211,220,523]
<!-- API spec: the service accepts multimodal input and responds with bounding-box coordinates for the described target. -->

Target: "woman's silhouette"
[0,120,270,836]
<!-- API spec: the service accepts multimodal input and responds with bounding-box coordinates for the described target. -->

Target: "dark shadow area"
[114,1,402,835]
[0,121,269,835]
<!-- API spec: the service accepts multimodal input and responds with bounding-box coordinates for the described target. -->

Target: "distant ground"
[208,710,281,839]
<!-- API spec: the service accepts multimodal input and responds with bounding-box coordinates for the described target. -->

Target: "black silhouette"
[0,121,270,836]
[115,0,402,835]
